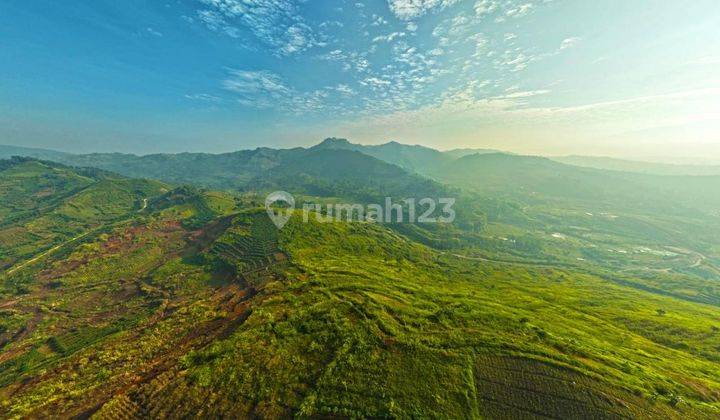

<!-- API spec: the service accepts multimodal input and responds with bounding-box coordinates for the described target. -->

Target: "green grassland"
[0,158,168,273]
[2,206,719,418]
[2,155,720,418]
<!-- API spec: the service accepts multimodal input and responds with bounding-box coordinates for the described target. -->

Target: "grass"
[2,159,720,418]
[81,214,720,417]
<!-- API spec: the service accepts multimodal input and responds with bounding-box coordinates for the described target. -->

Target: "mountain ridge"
[6,139,719,178]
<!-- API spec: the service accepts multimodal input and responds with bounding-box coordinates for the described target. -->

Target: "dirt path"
[4,231,93,275]
[664,246,714,270]
[4,197,152,276]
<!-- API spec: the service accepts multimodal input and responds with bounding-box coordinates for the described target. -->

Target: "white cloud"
[205,0,566,121]
[497,51,532,71]
[222,69,362,114]
[333,84,356,96]
[320,49,371,73]
[433,12,488,44]
[387,0,460,20]
[184,93,222,102]
[689,56,720,65]
[371,14,388,26]
[495,89,550,99]
[196,9,240,38]
[560,37,581,50]
[146,27,163,37]
[223,70,290,96]
[506,3,533,18]
[196,0,321,55]
[372,32,406,43]
[319,20,344,29]
[282,23,317,55]
[361,77,392,88]
[474,0,498,17]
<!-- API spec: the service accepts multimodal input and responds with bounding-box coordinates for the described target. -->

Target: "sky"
[1,0,719,160]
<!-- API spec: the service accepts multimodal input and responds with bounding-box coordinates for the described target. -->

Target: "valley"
[1,143,719,418]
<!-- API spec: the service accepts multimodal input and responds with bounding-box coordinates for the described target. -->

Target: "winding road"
[4,231,93,275]
[4,197,150,276]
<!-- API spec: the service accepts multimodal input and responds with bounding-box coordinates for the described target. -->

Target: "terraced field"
[474,355,679,419]
[209,212,285,275]
[0,210,273,417]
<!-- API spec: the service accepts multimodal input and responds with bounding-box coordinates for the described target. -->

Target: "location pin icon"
[265,191,295,229]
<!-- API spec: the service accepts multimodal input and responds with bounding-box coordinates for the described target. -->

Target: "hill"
[311,137,455,173]
[3,145,452,204]
[443,147,505,159]
[431,153,720,216]
[1,185,719,417]
[0,157,168,272]
[2,159,720,417]
[311,138,508,173]
[5,141,720,282]
[418,152,720,286]
[6,140,718,219]
[0,144,71,162]
[47,148,298,190]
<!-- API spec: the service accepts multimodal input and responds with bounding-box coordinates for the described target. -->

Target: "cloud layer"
[197,0,323,55]
[180,0,720,156]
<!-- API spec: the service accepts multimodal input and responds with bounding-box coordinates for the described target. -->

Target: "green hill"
[431,152,720,216]
[0,158,168,272]
[8,145,452,204]
[312,137,454,173]
[5,140,719,219]
[421,152,720,283]
[2,198,719,417]
[0,144,71,162]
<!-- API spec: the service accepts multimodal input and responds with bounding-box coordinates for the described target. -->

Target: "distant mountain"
[442,147,504,159]
[0,144,71,161]
[1,144,450,204]
[312,138,511,173]
[250,148,452,202]
[312,137,453,173]
[51,148,301,190]
[430,152,720,216]
[5,139,720,220]
[553,155,720,176]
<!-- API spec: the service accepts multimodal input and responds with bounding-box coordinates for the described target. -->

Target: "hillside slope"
[0,158,167,272]
[0,145,71,162]
[312,137,454,173]
[8,145,454,204]
[1,166,719,418]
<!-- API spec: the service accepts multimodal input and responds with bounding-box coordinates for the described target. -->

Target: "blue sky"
[1,0,719,158]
